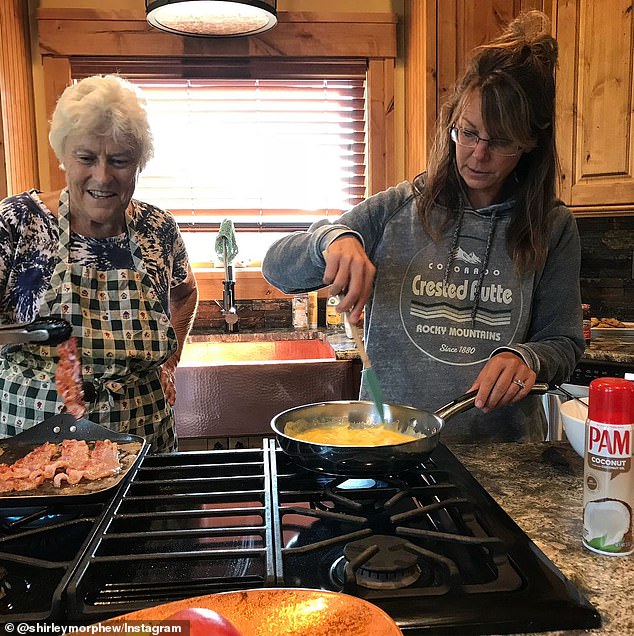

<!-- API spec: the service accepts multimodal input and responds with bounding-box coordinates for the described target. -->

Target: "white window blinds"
[130,77,367,228]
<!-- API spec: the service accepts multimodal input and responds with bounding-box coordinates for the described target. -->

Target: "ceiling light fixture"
[146,0,277,38]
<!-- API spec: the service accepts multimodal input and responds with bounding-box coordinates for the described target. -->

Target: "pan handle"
[434,382,550,421]
[0,318,72,346]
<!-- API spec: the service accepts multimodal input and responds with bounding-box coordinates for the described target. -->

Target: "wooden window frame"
[37,9,397,195]
[68,64,369,229]
[36,8,397,300]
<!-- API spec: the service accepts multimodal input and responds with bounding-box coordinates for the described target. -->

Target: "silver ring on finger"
[513,378,526,390]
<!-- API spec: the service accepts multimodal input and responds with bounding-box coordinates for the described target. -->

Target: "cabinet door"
[556,0,634,207]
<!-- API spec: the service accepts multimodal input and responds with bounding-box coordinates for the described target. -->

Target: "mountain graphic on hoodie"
[455,246,481,265]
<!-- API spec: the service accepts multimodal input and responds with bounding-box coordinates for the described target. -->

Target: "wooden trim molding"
[571,206,634,219]
[41,57,71,192]
[37,9,397,59]
[404,0,436,181]
[0,0,39,194]
[367,59,396,195]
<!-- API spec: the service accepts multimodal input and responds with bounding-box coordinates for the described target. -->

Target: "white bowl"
[559,399,588,457]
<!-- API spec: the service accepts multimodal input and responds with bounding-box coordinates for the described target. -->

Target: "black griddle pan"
[0,414,147,504]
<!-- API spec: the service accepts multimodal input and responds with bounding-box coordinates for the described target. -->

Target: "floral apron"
[0,189,178,452]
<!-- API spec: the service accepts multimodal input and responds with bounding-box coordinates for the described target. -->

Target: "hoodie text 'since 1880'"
[262,180,585,442]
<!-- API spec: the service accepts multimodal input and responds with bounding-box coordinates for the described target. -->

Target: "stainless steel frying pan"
[0,414,147,504]
[271,383,549,476]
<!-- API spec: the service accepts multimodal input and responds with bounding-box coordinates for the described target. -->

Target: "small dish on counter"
[560,398,588,458]
[590,321,634,340]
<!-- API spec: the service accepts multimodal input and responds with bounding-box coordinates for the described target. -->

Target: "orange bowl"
[101,588,403,636]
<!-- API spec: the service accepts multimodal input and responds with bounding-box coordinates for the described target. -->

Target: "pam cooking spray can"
[583,377,634,556]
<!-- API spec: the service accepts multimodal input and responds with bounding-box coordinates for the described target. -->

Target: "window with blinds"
[130,76,367,230]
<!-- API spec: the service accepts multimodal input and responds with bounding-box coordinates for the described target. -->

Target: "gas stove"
[0,501,108,623]
[1,440,601,634]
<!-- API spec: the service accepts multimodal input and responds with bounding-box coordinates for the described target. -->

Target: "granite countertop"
[449,441,633,636]
[583,335,634,364]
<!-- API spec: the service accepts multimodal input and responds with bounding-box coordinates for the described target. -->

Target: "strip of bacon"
[51,439,92,487]
[0,442,57,492]
[82,440,121,480]
[12,442,57,471]
[42,439,90,478]
[53,440,121,487]
[55,337,86,419]
[0,439,121,493]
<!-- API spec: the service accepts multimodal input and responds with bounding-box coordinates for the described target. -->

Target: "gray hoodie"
[262,180,584,441]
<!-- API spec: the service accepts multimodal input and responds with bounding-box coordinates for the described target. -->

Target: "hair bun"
[475,10,557,73]
[509,10,550,41]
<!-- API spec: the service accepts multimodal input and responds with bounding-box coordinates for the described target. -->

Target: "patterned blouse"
[0,190,190,324]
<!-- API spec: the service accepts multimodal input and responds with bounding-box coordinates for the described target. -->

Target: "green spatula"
[345,315,385,421]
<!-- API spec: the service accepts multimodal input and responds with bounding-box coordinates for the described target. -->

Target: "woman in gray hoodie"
[262,11,584,441]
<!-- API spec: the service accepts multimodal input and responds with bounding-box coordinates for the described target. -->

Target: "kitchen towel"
[215,219,239,263]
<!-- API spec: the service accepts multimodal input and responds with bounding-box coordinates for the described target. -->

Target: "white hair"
[49,74,154,172]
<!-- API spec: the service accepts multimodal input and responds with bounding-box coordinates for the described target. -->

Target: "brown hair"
[414,10,559,273]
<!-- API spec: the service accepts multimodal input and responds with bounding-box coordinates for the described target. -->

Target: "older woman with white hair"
[0,74,198,452]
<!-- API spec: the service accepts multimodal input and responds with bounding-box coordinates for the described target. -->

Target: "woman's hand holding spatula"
[322,237,375,325]
[342,311,385,422]
[322,242,384,419]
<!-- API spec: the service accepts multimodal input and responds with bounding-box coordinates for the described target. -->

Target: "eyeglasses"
[450,126,521,157]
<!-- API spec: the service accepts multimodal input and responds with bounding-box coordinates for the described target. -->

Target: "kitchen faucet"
[214,219,240,334]
[214,220,240,333]
[220,237,239,333]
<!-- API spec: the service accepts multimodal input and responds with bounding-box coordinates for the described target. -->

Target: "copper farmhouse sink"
[178,336,336,365]
[173,333,353,439]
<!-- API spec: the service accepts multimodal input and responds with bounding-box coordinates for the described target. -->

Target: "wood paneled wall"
[404,1,435,180]
[404,0,553,180]
[0,0,39,194]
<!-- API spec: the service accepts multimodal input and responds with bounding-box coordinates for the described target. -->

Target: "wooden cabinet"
[555,0,634,211]
[405,0,634,213]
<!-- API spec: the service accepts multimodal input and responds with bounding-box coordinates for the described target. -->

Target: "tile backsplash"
[191,299,293,334]
[191,297,330,334]
[577,215,634,321]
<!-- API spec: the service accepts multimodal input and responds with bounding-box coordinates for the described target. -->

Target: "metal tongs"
[0,318,72,346]
[554,384,589,408]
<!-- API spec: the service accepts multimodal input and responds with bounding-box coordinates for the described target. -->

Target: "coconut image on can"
[583,378,634,557]
[583,498,632,554]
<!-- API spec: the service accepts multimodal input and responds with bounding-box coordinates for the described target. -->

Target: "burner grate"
[65,446,277,623]
[269,444,601,634]
[0,503,108,625]
[85,574,265,606]
[275,459,523,597]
